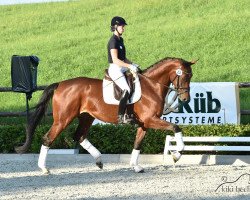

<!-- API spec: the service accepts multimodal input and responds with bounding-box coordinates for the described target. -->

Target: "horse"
[15,57,195,173]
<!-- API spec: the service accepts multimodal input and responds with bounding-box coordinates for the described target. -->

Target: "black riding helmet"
[110,16,127,32]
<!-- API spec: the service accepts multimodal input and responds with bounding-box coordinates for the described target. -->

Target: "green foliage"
[87,124,136,154]
[0,125,25,153]
[0,123,249,153]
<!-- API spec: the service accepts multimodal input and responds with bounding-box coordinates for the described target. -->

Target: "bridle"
[170,67,192,95]
[139,66,192,96]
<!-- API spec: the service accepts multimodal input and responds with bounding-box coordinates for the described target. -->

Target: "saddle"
[104,69,135,101]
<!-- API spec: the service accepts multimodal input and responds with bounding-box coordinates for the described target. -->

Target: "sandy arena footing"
[0,154,249,199]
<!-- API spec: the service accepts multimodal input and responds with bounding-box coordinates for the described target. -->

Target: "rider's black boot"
[118,90,134,124]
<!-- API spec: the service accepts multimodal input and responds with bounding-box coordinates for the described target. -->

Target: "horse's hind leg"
[38,115,76,174]
[74,113,103,169]
[73,113,94,142]
[130,127,147,173]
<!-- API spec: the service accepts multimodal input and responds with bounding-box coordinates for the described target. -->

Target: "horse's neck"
[142,62,172,100]
[144,62,171,87]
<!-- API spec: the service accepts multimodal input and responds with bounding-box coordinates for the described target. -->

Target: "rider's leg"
[108,64,133,124]
[108,64,131,92]
[118,90,132,124]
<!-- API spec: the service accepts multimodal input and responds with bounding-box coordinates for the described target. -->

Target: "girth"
[104,69,135,101]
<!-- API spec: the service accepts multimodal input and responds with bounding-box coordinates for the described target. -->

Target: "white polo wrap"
[130,149,140,166]
[80,139,101,160]
[175,132,185,151]
[38,145,49,169]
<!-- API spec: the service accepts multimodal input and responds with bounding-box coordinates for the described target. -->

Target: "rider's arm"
[124,58,132,64]
[110,49,131,68]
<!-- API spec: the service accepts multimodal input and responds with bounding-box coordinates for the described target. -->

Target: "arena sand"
[0,155,249,200]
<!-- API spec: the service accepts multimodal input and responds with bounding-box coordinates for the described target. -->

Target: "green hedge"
[0,124,249,154]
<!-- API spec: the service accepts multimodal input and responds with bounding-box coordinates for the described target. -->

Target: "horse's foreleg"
[145,117,184,162]
[145,117,184,151]
[77,113,103,169]
[130,127,146,173]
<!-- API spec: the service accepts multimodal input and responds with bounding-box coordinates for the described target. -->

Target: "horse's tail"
[15,83,59,154]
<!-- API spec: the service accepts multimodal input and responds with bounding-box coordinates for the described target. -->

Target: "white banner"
[162,82,240,125]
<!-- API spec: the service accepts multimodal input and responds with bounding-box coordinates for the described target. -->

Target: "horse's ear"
[190,59,199,65]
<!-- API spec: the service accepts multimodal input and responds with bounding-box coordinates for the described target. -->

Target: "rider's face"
[116,25,125,35]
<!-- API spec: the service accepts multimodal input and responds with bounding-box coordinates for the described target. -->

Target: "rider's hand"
[132,63,142,73]
[128,63,139,73]
[132,63,140,68]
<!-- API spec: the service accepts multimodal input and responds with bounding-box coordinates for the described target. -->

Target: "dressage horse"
[15,57,195,173]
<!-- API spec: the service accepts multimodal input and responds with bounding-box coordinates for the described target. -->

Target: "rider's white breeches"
[108,64,131,94]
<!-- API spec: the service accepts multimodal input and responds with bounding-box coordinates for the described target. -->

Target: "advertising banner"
[162,82,240,125]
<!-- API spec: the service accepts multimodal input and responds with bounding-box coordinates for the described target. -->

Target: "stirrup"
[124,114,135,124]
[118,114,135,124]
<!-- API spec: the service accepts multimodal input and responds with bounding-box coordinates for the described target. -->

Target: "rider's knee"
[123,89,130,96]
[173,125,182,133]
[125,87,131,94]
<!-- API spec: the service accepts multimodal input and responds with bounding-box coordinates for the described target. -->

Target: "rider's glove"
[128,63,139,73]
[132,63,140,68]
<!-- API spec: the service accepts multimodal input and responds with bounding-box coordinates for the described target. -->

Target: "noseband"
[170,66,192,95]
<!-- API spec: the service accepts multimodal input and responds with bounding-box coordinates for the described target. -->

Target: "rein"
[138,70,191,95]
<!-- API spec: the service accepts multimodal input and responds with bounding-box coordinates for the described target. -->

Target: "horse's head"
[169,59,196,102]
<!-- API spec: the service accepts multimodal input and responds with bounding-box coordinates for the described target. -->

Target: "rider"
[107,16,139,124]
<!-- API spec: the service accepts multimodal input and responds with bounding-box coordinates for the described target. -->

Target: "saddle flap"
[104,69,135,101]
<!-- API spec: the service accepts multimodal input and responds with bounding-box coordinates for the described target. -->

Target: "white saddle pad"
[102,75,141,105]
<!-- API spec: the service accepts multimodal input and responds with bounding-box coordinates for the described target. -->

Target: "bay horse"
[15,57,195,173]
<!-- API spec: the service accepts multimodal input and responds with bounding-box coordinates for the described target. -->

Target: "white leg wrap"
[38,145,49,170]
[130,149,144,173]
[175,132,184,151]
[130,149,140,166]
[80,139,101,160]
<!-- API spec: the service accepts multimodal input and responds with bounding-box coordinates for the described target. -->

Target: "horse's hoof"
[41,168,50,175]
[171,151,182,163]
[133,165,144,173]
[96,161,103,169]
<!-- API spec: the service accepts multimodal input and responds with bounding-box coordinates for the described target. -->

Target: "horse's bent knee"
[173,125,181,133]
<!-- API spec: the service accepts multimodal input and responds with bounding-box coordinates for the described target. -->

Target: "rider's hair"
[110,25,116,32]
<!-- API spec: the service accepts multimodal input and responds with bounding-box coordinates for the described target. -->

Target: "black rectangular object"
[11,55,39,93]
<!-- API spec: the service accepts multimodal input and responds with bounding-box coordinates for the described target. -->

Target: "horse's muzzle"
[176,87,190,102]
[178,92,190,102]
